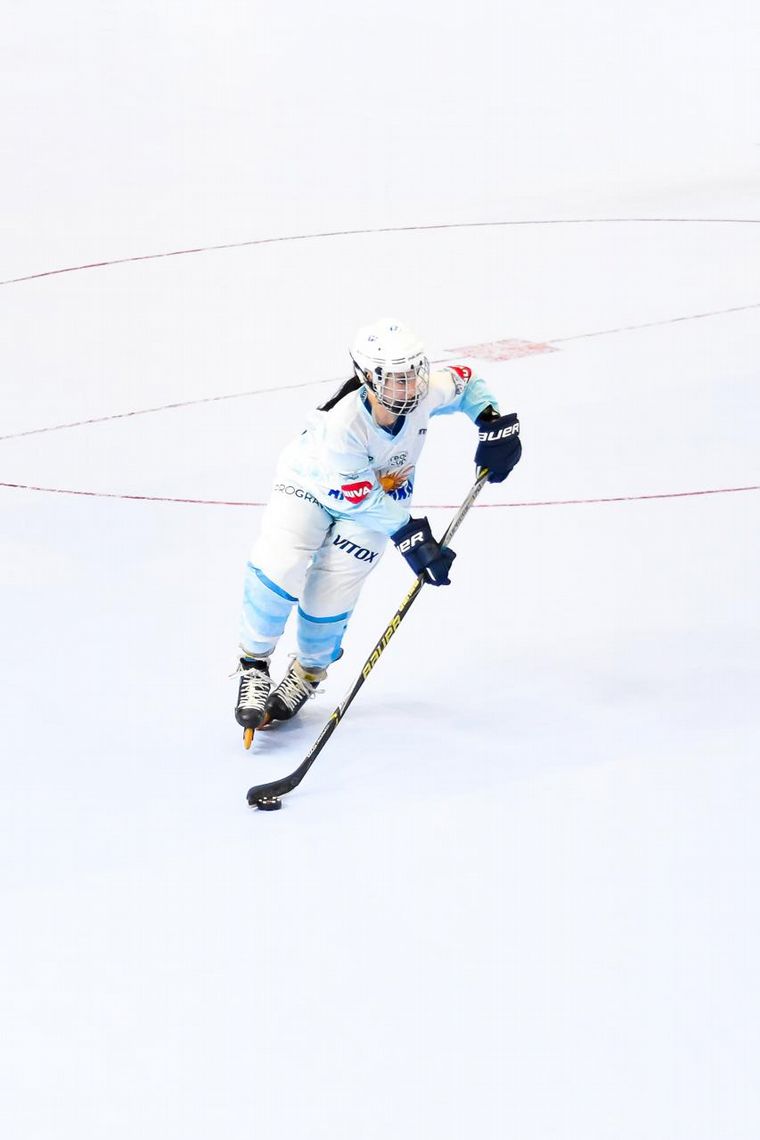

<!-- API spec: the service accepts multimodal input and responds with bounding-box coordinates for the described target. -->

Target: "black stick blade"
[246,759,311,806]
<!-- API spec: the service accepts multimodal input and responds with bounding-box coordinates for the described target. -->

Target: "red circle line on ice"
[1,480,758,510]
[1,216,759,288]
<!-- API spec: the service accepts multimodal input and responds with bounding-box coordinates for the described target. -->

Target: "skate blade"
[243,727,255,750]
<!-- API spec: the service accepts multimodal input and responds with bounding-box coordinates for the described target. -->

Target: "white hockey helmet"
[350,318,430,415]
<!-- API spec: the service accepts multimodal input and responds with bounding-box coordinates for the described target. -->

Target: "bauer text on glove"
[474,410,521,483]
[391,516,456,586]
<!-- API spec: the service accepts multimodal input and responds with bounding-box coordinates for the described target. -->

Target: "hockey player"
[234,318,521,738]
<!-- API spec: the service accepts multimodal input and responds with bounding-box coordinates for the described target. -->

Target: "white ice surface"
[2,3,760,1138]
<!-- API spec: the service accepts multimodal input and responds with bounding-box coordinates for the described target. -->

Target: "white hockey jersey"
[277,366,499,537]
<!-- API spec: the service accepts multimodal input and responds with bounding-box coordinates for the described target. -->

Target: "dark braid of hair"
[318,374,364,412]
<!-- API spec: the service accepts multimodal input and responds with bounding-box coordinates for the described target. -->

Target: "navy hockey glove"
[391,516,456,586]
[474,408,522,483]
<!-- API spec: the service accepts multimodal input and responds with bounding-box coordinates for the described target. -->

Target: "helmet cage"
[352,354,430,415]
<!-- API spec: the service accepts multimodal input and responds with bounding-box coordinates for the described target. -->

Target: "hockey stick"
[246,469,490,810]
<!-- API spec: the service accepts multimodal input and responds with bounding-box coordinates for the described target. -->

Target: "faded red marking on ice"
[445,338,558,362]
[2,481,758,509]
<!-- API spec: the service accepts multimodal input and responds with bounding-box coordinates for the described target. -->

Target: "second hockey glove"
[474,408,522,483]
[391,516,456,586]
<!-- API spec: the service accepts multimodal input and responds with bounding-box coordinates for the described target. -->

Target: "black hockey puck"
[256,796,282,812]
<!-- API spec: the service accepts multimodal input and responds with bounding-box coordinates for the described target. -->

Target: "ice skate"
[263,658,326,724]
[234,657,272,748]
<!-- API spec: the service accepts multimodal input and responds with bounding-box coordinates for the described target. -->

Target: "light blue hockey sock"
[240,563,297,658]
[296,606,351,671]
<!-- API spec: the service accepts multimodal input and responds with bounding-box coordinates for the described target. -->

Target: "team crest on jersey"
[379,464,413,496]
[341,479,373,504]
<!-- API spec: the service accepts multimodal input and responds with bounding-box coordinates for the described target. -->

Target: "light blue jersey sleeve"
[428,366,499,423]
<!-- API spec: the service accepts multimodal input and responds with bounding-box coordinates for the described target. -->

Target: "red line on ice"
[3,293,759,444]
[3,216,759,287]
[1,481,758,509]
[0,376,340,442]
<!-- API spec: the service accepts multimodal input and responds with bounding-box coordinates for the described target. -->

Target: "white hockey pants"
[239,478,388,670]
